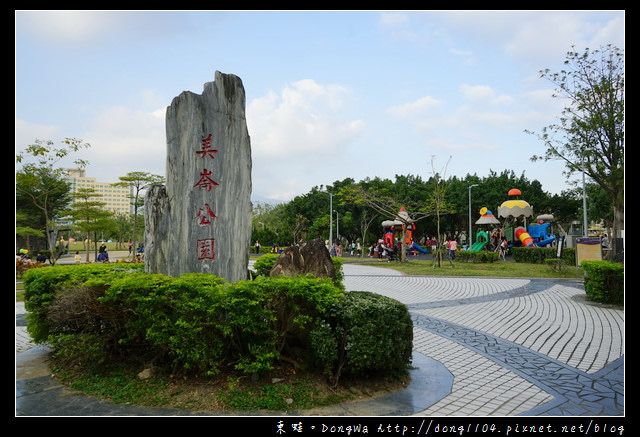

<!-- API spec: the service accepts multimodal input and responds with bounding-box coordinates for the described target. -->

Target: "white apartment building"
[65,168,132,215]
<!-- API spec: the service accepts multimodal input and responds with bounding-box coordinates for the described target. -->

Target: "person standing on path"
[448,238,458,260]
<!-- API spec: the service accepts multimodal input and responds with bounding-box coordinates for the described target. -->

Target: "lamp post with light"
[468,184,479,248]
[328,192,333,247]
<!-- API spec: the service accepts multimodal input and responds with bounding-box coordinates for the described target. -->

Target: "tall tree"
[338,158,455,263]
[428,156,456,268]
[527,45,624,252]
[65,188,115,262]
[112,172,165,259]
[16,138,90,256]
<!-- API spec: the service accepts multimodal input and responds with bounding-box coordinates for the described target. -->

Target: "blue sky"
[15,10,625,203]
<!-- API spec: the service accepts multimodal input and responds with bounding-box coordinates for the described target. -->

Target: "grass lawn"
[341,257,584,279]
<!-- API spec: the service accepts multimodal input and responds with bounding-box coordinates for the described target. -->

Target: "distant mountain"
[251,195,286,205]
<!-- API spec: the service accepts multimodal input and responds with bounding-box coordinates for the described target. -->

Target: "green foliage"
[249,172,591,255]
[218,377,323,411]
[308,291,413,385]
[52,362,170,407]
[223,275,344,374]
[23,265,345,377]
[49,333,111,368]
[23,263,144,343]
[100,272,230,375]
[331,256,344,285]
[511,247,575,264]
[544,258,567,273]
[528,45,624,229]
[16,138,91,253]
[252,253,280,276]
[581,260,624,305]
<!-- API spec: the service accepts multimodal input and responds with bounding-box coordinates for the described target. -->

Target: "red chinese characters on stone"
[196,238,215,261]
[193,133,218,262]
[193,169,219,191]
[196,203,217,226]
[196,134,218,159]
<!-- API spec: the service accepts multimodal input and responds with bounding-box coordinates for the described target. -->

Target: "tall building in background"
[65,168,132,215]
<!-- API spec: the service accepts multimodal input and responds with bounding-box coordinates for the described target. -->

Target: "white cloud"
[247,79,363,160]
[425,137,499,152]
[589,15,625,48]
[16,10,193,49]
[386,96,443,120]
[15,119,62,150]
[77,106,167,182]
[246,79,366,200]
[459,84,495,101]
[378,12,410,27]
[17,11,109,44]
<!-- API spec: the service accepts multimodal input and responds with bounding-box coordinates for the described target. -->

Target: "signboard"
[576,237,601,265]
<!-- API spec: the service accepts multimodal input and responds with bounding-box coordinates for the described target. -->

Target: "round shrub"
[308,291,413,385]
[228,275,344,373]
[581,260,624,305]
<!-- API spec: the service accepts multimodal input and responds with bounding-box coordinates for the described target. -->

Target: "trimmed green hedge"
[511,246,575,264]
[581,260,624,305]
[23,263,145,344]
[252,253,280,276]
[308,291,413,385]
[23,264,344,376]
[22,262,412,382]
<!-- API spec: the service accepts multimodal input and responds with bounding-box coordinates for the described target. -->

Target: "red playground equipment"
[515,227,535,247]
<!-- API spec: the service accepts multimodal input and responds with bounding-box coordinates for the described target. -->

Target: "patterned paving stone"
[343,264,624,416]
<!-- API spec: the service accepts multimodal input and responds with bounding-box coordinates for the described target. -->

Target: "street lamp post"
[581,155,588,237]
[328,192,333,247]
[468,184,479,248]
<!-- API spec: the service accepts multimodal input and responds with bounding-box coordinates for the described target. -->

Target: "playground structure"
[470,230,489,251]
[521,219,556,247]
[381,207,430,255]
[470,189,557,251]
[378,191,558,257]
[470,208,499,251]
[498,188,533,220]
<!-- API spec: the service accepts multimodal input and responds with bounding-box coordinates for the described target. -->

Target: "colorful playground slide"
[470,241,487,251]
[515,228,535,247]
[412,242,428,253]
[469,230,489,251]
[527,222,555,247]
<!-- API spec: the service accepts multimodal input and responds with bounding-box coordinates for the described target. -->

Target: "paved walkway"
[15,262,624,417]
[342,265,624,416]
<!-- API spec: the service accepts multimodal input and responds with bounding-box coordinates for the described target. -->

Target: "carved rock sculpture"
[145,71,252,282]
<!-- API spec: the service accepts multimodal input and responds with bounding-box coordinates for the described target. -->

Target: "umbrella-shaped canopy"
[498,189,533,219]
[475,207,500,225]
[498,200,533,219]
[382,206,414,227]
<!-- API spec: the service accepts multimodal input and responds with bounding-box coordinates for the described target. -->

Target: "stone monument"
[145,71,252,282]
